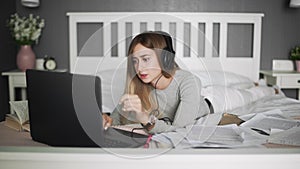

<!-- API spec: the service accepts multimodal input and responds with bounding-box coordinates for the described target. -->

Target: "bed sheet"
[229,94,300,119]
[152,93,300,148]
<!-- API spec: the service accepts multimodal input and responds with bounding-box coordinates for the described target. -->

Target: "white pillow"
[230,82,255,89]
[245,85,277,101]
[202,86,253,114]
[96,68,126,113]
[202,85,278,114]
[192,70,253,88]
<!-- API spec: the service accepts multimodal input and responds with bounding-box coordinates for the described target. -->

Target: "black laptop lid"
[26,70,103,147]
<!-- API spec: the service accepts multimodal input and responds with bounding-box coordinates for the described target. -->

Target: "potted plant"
[7,13,45,71]
[290,45,300,72]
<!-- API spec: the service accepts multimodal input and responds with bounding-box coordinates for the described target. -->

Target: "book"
[4,100,30,132]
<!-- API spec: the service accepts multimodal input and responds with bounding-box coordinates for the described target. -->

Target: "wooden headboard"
[67,12,264,81]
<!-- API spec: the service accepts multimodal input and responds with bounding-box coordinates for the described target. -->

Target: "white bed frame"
[67,12,264,81]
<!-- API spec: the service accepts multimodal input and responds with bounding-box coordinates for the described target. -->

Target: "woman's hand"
[102,113,112,130]
[119,94,149,124]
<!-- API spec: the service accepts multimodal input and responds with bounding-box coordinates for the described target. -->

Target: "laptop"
[26,69,148,148]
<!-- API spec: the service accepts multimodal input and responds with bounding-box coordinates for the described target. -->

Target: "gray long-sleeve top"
[111,69,209,134]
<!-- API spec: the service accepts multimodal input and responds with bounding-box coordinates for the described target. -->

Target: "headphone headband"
[155,31,175,54]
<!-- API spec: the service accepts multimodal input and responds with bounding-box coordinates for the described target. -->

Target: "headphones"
[156,31,176,72]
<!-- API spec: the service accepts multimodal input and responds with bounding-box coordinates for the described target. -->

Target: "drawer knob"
[298,80,300,83]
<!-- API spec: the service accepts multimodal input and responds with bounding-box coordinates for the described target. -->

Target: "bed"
[66,12,300,148]
[1,12,300,169]
[67,12,264,112]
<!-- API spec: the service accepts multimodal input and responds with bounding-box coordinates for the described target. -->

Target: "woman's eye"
[143,57,150,62]
[132,59,138,64]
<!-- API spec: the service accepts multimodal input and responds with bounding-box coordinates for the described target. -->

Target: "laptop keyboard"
[101,127,148,148]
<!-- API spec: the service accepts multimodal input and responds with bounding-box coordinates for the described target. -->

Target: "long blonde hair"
[120,31,178,124]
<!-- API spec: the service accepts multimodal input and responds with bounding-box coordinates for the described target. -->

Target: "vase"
[16,45,36,72]
[296,60,300,72]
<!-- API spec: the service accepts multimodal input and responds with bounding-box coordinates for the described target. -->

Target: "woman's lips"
[139,74,148,79]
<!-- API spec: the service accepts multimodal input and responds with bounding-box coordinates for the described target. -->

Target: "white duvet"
[229,94,300,118]
[153,78,300,148]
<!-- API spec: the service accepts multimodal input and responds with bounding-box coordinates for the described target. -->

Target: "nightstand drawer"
[280,76,300,88]
[12,75,27,87]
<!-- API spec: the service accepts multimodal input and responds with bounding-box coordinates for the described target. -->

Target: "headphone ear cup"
[161,47,175,72]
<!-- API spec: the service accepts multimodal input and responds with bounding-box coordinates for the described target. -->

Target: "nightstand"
[260,70,300,100]
[2,69,68,114]
[2,70,27,114]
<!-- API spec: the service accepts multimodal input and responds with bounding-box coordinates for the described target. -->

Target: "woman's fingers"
[120,94,142,112]
[120,94,139,104]
[102,114,113,130]
[119,94,149,123]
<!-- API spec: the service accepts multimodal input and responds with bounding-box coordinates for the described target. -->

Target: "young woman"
[102,31,211,134]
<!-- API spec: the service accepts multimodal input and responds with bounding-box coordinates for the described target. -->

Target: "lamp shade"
[290,0,300,8]
[21,0,40,7]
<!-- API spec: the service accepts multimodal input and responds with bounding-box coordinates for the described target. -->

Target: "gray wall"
[16,0,300,97]
[15,0,300,69]
[16,0,300,70]
[1,0,299,120]
[0,0,16,121]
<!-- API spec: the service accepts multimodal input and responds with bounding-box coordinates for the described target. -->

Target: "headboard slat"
[118,21,126,57]
[219,22,228,59]
[190,22,198,58]
[205,21,213,59]
[175,22,184,58]
[103,22,111,57]
[132,22,140,38]
[161,22,169,33]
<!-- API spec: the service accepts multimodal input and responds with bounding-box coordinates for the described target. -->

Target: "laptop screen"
[26,70,148,148]
[26,70,103,147]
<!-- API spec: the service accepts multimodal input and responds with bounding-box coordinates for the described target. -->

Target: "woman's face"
[132,43,162,85]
